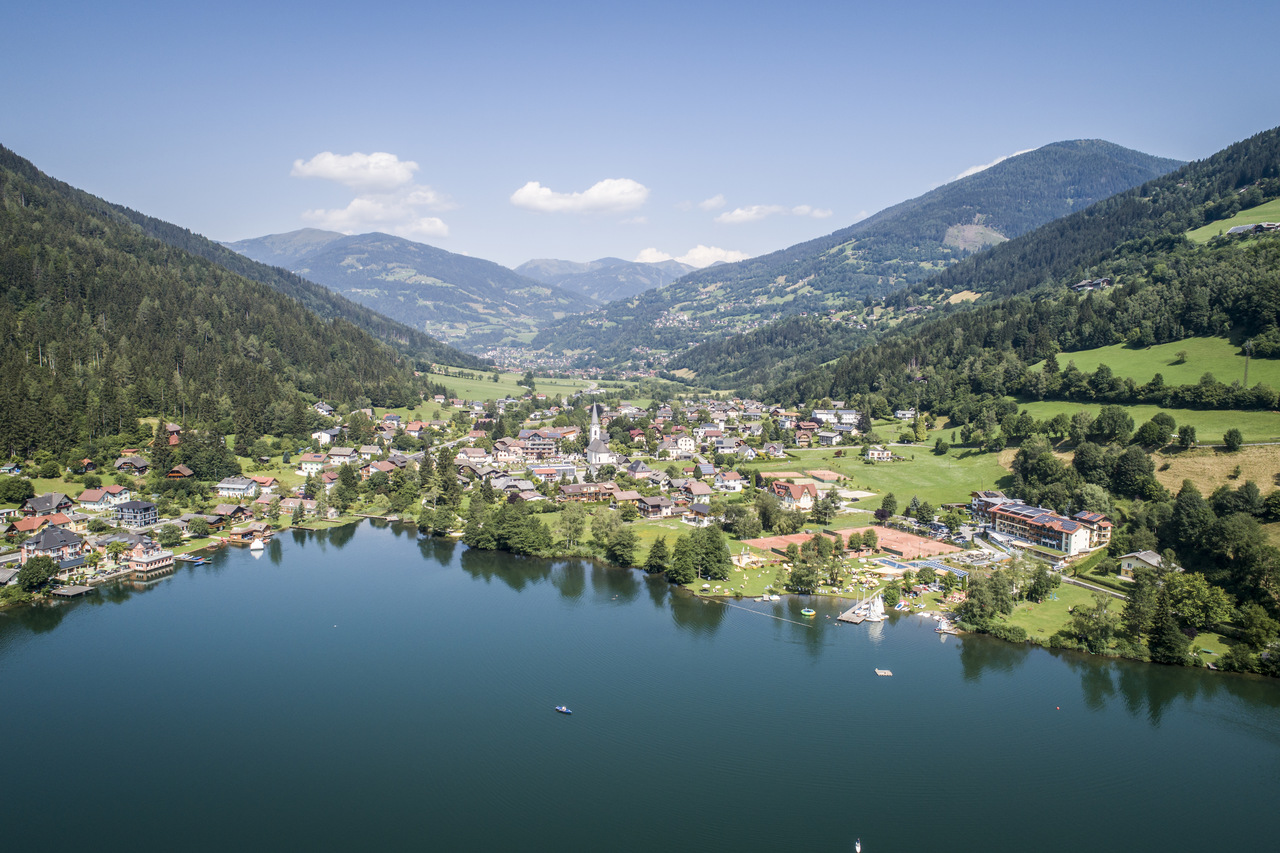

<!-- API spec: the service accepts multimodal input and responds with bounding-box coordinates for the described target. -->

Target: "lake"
[3,520,1278,852]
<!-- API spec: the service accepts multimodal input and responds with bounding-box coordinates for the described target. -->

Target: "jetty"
[837,604,867,624]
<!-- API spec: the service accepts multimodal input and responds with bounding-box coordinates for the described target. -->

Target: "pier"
[837,604,866,624]
[50,584,95,598]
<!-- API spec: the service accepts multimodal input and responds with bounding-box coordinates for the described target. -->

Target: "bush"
[988,623,1028,643]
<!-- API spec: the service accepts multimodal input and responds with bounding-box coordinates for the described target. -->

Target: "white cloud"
[634,245,750,268]
[953,147,1038,181]
[510,178,649,214]
[291,151,419,193]
[715,203,832,224]
[698,194,726,211]
[852,209,870,223]
[292,150,453,240]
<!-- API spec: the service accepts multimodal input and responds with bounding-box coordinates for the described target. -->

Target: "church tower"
[590,404,602,444]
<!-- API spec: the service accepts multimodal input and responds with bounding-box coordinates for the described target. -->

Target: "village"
[1,385,1134,620]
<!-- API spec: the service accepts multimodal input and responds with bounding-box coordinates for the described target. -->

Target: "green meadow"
[744,445,1009,509]
[1186,197,1280,243]
[1029,337,1278,389]
[1008,400,1280,444]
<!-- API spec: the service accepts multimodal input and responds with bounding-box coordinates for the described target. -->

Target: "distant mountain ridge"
[113,220,485,370]
[226,230,594,351]
[530,140,1185,362]
[516,256,694,303]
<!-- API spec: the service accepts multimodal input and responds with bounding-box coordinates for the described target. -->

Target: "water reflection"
[551,561,586,601]
[645,574,671,609]
[591,564,640,603]
[670,592,727,637]
[417,534,458,566]
[957,634,1032,682]
[266,538,284,565]
[458,546,553,591]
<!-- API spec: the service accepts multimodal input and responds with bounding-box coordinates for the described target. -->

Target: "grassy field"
[423,370,595,403]
[744,445,1010,508]
[1028,337,1278,389]
[1186,197,1280,243]
[1010,400,1280,444]
[1151,444,1280,494]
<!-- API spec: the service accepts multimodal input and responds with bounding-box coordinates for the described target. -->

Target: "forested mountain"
[516,256,694,303]
[0,144,433,458]
[531,140,1183,363]
[227,230,595,350]
[769,126,1280,410]
[110,221,486,370]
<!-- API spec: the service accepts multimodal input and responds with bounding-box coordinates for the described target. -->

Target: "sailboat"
[864,594,886,622]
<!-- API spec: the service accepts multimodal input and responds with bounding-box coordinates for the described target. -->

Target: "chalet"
[250,476,278,494]
[895,408,916,421]
[0,463,20,475]
[611,490,643,507]
[405,421,429,439]
[165,423,183,446]
[865,445,892,462]
[794,431,812,448]
[714,471,744,492]
[167,464,195,479]
[73,458,98,474]
[312,428,342,446]
[21,493,74,517]
[682,480,714,501]
[381,413,401,427]
[625,460,652,477]
[816,431,842,447]
[20,526,85,567]
[638,495,676,519]
[456,447,490,465]
[313,401,335,417]
[328,447,358,465]
[211,504,252,523]
[763,442,787,459]
[683,502,713,527]
[359,445,382,462]
[77,484,131,511]
[180,512,224,532]
[113,456,150,476]
[115,500,159,528]
[771,481,817,511]
[215,477,260,499]
[493,438,527,464]
[559,483,612,502]
[1118,550,1165,581]
[298,453,328,475]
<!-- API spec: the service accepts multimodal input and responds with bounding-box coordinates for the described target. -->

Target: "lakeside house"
[20,526,85,567]
[216,476,261,499]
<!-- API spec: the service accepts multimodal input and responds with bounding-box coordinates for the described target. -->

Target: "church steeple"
[590,403,602,443]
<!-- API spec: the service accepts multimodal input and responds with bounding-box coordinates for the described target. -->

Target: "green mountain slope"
[111,219,486,370]
[0,144,431,458]
[768,125,1280,410]
[227,230,596,351]
[532,140,1183,362]
[516,256,694,303]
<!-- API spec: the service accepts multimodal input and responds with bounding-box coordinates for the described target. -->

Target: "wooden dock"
[837,604,866,624]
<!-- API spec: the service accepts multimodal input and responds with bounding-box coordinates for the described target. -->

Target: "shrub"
[988,623,1028,643]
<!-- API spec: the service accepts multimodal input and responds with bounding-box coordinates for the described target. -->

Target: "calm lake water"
[3,520,1278,852]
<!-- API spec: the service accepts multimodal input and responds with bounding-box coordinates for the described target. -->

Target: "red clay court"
[744,526,961,560]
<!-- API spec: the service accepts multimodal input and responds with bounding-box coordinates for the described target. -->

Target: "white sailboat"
[864,594,886,622]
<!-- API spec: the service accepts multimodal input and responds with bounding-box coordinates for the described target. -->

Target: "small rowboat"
[554,706,572,715]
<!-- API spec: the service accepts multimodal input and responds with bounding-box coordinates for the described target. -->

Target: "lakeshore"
[3,519,1278,853]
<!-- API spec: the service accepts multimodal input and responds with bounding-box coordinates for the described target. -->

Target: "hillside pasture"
[1009,400,1280,444]
[1028,337,1280,389]
[744,445,1010,509]
[1186,197,1280,243]
[1151,444,1280,494]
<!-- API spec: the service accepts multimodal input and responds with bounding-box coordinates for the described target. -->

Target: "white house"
[215,477,260,499]
[865,445,892,462]
[1118,550,1163,581]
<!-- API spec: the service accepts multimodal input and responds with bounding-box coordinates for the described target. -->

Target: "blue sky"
[5,0,1277,268]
